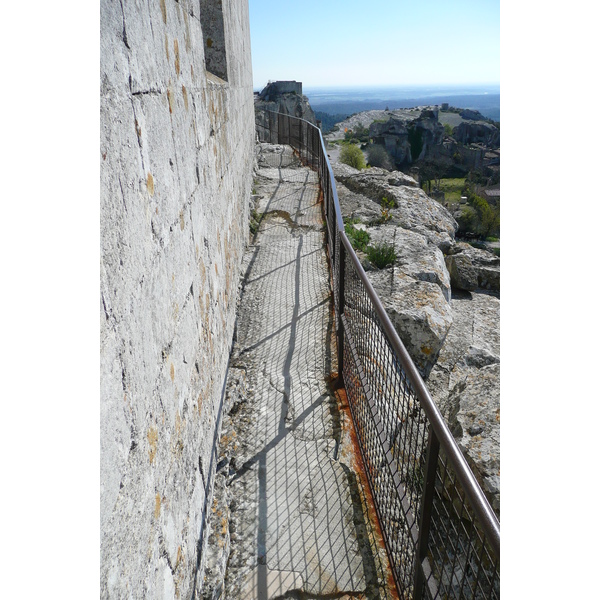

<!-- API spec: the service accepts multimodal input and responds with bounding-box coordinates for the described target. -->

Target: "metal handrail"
[256,110,500,599]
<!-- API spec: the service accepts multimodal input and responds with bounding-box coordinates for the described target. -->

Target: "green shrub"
[344,123,370,143]
[340,144,366,170]
[381,196,396,209]
[455,205,477,234]
[469,194,500,238]
[367,144,394,170]
[367,242,396,268]
[344,223,370,252]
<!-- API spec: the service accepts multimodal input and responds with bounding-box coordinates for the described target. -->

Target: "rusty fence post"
[413,426,440,600]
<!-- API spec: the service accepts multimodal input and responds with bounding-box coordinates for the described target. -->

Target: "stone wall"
[100,1,254,598]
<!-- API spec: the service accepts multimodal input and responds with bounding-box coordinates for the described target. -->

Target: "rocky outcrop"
[369,109,445,165]
[333,164,458,251]
[459,109,487,121]
[426,291,500,514]
[332,164,500,514]
[333,166,455,377]
[254,80,317,125]
[369,226,451,301]
[453,121,500,148]
[368,268,453,378]
[445,242,500,292]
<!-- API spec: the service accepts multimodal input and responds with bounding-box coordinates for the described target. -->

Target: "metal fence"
[256,110,500,600]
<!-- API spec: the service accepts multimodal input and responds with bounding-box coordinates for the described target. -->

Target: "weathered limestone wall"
[100,1,253,597]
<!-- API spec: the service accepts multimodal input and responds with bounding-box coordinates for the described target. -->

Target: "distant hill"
[309,93,500,122]
[314,111,350,133]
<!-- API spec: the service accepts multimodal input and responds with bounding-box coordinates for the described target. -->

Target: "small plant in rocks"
[344,223,370,252]
[249,209,260,235]
[379,196,396,223]
[367,242,396,268]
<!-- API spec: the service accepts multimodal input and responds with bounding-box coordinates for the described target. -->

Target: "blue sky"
[249,0,500,90]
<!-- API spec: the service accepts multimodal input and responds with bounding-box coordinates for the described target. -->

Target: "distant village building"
[483,187,500,204]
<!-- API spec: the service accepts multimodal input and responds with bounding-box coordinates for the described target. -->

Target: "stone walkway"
[203,144,394,599]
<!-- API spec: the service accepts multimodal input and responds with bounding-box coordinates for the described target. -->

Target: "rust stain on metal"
[333,382,401,600]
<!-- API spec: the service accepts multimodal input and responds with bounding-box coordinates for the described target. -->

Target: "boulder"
[426,291,500,515]
[445,242,500,292]
[333,164,458,251]
[368,225,451,301]
[446,364,500,514]
[367,269,453,378]
[445,252,478,291]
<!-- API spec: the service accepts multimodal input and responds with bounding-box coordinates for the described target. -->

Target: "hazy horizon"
[255,82,501,121]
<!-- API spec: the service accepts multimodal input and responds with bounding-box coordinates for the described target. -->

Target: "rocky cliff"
[369,109,445,165]
[100,1,254,597]
[254,80,317,125]
[453,121,500,147]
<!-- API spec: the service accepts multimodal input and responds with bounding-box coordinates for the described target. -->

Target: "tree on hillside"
[367,144,394,170]
[469,194,500,238]
[340,144,366,170]
[344,124,370,143]
[420,160,443,193]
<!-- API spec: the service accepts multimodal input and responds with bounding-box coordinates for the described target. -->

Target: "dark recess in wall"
[200,0,228,81]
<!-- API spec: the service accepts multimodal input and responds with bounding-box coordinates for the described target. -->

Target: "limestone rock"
[255,81,316,125]
[369,110,444,164]
[333,164,457,251]
[367,270,453,378]
[454,121,500,147]
[446,242,500,292]
[334,159,501,512]
[447,364,500,514]
[445,252,478,291]
[427,291,500,514]
[335,179,383,223]
[369,226,451,301]
[331,143,500,516]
